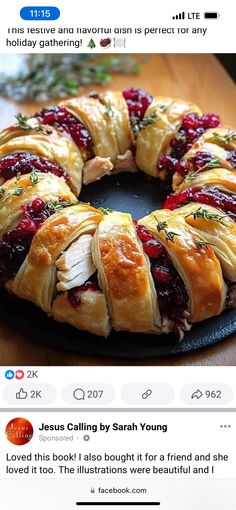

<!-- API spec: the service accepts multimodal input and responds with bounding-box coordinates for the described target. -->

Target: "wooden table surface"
[0,53,236,366]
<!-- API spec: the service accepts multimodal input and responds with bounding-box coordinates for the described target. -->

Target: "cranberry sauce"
[0,152,70,184]
[122,88,153,154]
[0,198,64,287]
[227,150,236,168]
[68,273,101,307]
[122,88,153,122]
[164,186,236,222]
[35,106,92,158]
[135,222,189,334]
[158,113,221,176]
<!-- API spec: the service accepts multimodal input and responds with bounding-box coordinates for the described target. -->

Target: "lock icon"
[90,488,95,494]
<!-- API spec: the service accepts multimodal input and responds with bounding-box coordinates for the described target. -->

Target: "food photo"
[0,53,235,365]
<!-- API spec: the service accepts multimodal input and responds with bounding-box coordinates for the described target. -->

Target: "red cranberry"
[0,197,71,287]
[182,113,201,130]
[0,152,70,184]
[122,88,153,121]
[164,186,236,222]
[31,198,45,212]
[35,106,92,156]
[158,155,186,176]
[143,239,165,258]
[227,150,236,168]
[68,277,101,307]
[170,112,221,161]
[151,265,173,284]
[136,223,154,242]
[18,218,38,234]
[201,113,220,128]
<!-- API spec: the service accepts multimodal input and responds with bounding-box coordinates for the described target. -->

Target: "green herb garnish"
[185,158,221,182]
[104,102,114,118]
[131,111,158,137]
[15,112,52,135]
[15,172,21,183]
[159,104,168,112]
[1,186,24,203]
[48,200,75,212]
[0,187,6,197]
[212,130,236,145]
[185,206,227,226]
[156,219,180,243]
[30,170,39,186]
[15,112,31,130]
[99,207,114,214]
[195,240,214,249]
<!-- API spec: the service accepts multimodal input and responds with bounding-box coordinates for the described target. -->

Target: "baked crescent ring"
[0,88,235,342]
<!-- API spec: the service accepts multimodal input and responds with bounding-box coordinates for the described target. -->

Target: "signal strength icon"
[172,12,185,20]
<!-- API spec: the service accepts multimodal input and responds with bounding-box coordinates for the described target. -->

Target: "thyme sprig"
[30,169,39,186]
[1,186,24,204]
[159,104,168,113]
[98,207,114,214]
[131,112,158,137]
[212,130,236,145]
[155,219,180,243]
[0,186,6,197]
[15,112,31,130]
[195,240,215,249]
[15,172,21,183]
[185,206,227,226]
[104,102,114,118]
[47,200,75,212]
[185,158,220,182]
[15,113,52,135]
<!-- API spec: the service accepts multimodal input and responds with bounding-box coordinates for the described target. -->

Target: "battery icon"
[204,12,219,19]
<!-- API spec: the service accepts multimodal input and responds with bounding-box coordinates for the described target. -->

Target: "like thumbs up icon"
[16,388,28,400]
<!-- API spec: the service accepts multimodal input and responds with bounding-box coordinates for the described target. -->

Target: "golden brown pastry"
[139,210,226,325]
[135,97,202,178]
[92,211,161,333]
[177,168,236,194]
[0,125,83,195]
[7,203,110,336]
[175,203,236,282]
[173,128,236,190]
[0,172,77,238]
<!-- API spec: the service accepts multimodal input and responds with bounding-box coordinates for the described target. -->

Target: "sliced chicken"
[162,310,191,342]
[83,156,113,185]
[56,234,96,291]
[227,284,236,308]
[113,149,137,174]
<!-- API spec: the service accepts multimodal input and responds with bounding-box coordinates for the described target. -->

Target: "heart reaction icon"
[15,370,24,380]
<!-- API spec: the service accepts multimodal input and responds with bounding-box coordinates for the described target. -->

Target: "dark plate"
[1,172,236,358]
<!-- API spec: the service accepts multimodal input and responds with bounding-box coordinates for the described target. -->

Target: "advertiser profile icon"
[5,418,33,446]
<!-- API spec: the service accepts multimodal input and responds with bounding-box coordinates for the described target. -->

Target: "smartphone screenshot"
[0,0,235,508]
